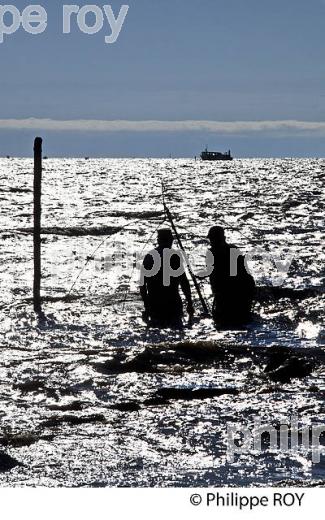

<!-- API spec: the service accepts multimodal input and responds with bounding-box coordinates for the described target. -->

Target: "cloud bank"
[1,118,325,134]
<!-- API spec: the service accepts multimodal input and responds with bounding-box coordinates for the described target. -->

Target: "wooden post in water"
[33,137,42,313]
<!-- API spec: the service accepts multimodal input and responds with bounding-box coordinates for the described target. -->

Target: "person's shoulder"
[228,243,243,255]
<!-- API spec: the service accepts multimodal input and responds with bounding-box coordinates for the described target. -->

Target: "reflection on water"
[0,158,324,487]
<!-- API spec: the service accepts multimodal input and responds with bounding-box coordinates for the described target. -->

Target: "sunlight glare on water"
[0,157,324,487]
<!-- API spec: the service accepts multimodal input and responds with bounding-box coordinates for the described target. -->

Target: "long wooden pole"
[33,137,42,313]
[162,183,210,316]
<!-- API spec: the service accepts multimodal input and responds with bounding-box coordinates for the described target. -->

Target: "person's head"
[157,228,173,248]
[208,226,226,247]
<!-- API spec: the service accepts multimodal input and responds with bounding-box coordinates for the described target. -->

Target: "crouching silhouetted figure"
[207,226,255,328]
[140,229,194,329]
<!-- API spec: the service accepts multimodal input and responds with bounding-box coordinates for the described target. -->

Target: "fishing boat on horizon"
[200,147,233,161]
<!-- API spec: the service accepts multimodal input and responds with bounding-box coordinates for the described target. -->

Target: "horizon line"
[1,155,324,160]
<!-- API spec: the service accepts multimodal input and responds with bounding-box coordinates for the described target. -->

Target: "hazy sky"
[1,0,325,157]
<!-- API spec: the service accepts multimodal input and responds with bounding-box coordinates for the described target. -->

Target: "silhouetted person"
[140,229,194,328]
[206,226,255,328]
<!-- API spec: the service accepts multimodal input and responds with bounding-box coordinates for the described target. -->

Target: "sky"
[1,0,325,157]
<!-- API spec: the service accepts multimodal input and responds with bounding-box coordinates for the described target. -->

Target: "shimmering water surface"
[0,158,324,487]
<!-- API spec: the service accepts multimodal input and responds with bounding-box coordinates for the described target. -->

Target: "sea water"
[0,157,324,486]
